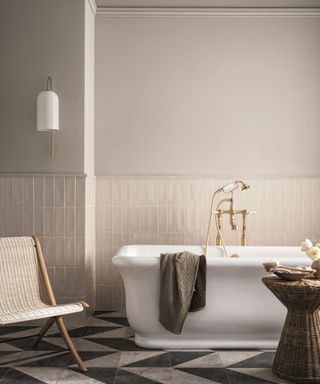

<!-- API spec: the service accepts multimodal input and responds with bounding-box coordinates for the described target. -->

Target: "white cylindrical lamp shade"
[37,90,59,131]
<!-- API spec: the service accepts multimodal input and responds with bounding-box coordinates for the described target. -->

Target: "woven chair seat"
[0,302,84,325]
[0,236,89,372]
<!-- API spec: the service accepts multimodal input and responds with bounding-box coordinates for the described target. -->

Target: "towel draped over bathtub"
[159,251,206,334]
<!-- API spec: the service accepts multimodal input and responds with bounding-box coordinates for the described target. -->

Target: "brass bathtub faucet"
[215,207,251,247]
[204,180,255,257]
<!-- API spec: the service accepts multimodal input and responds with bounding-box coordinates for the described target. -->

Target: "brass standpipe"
[204,180,255,257]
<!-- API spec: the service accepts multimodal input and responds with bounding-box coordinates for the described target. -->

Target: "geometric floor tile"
[229,368,291,384]
[120,367,172,384]
[14,367,63,384]
[172,368,220,383]
[0,367,46,383]
[119,351,168,367]
[0,312,286,384]
[70,352,121,368]
[123,352,171,367]
[115,368,162,384]
[218,351,263,367]
[175,368,230,384]
[44,337,117,352]
[171,351,221,368]
[228,351,274,368]
[72,367,118,384]
[58,368,104,383]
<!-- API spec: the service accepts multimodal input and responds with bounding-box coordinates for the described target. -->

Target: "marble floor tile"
[0,312,284,384]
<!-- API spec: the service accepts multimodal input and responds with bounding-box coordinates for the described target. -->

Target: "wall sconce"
[37,76,59,157]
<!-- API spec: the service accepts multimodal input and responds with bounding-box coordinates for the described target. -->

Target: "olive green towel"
[159,252,206,334]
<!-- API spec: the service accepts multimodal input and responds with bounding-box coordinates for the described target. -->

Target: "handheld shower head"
[240,182,250,191]
[220,180,250,194]
[221,182,238,194]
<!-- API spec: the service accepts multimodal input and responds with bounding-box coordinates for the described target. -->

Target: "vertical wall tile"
[314,179,320,206]
[168,207,177,232]
[24,177,34,207]
[96,205,105,232]
[45,177,54,207]
[186,180,196,205]
[96,258,104,284]
[96,178,105,205]
[112,205,122,232]
[303,206,313,237]
[121,206,132,232]
[76,177,85,207]
[55,177,65,207]
[35,208,44,237]
[4,177,13,206]
[0,177,3,206]
[65,208,75,237]
[55,268,65,297]
[75,237,85,266]
[104,206,112,231]
[65,238,75,267]
[45,237,56,267]
[112,180,122,204]
[55,207,65,237]
[23,207,34,235]
[140,206,150,232]
[132,180,140,205]
[55,237,65,266]
[285,179,295,206]
[266,180,277,205]
[13,207,23,235]
[121,179,131,204]
[14,177,24,206]
[295,180,304,206]
[65,177,75,207]
[44,208,54,237]
[168,180,178,205]
[304,180,314,207]
[159,180,168,204]
[4,207,13,236]
[149,206,159,233]
[35,177,45,207]
[159,206,168,233]
[0,207,4,235]
[104,179,113,203]
[76,208,85,237]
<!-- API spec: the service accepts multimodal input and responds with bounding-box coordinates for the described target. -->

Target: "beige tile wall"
[1,174,319,311]
[96,176,320,310]
[0,174,96,321]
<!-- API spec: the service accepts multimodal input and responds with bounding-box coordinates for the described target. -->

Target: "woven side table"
[262,276,320,383]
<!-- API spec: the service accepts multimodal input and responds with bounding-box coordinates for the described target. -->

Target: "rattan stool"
[263,276,320,383]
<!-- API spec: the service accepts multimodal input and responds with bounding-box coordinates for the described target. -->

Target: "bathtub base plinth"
[135,333,279,350]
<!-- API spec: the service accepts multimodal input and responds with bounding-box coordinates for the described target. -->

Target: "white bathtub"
[112,245,308,349]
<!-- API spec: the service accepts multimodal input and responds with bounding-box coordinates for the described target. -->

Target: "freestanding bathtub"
[112,245,308,349]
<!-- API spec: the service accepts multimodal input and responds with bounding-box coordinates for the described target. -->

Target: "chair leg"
[55,316,88,372]
[33,317,55,347]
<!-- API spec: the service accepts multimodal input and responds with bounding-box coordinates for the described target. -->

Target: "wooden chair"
[0,236,89,371]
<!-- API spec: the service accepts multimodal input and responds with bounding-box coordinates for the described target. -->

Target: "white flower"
[301,239,313,252]
[307,247,320,261]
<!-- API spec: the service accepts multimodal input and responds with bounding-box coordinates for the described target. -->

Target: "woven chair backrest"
[0,237,44,315]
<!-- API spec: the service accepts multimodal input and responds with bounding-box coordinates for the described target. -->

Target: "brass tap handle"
[215,210,222,246]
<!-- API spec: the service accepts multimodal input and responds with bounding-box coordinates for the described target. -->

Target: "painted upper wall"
[0,0,85,174]
[85,0,96,175]
[95,12,320,176]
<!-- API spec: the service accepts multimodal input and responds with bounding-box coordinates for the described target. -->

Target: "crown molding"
[88,0,97,15]
[96,6,320,17]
